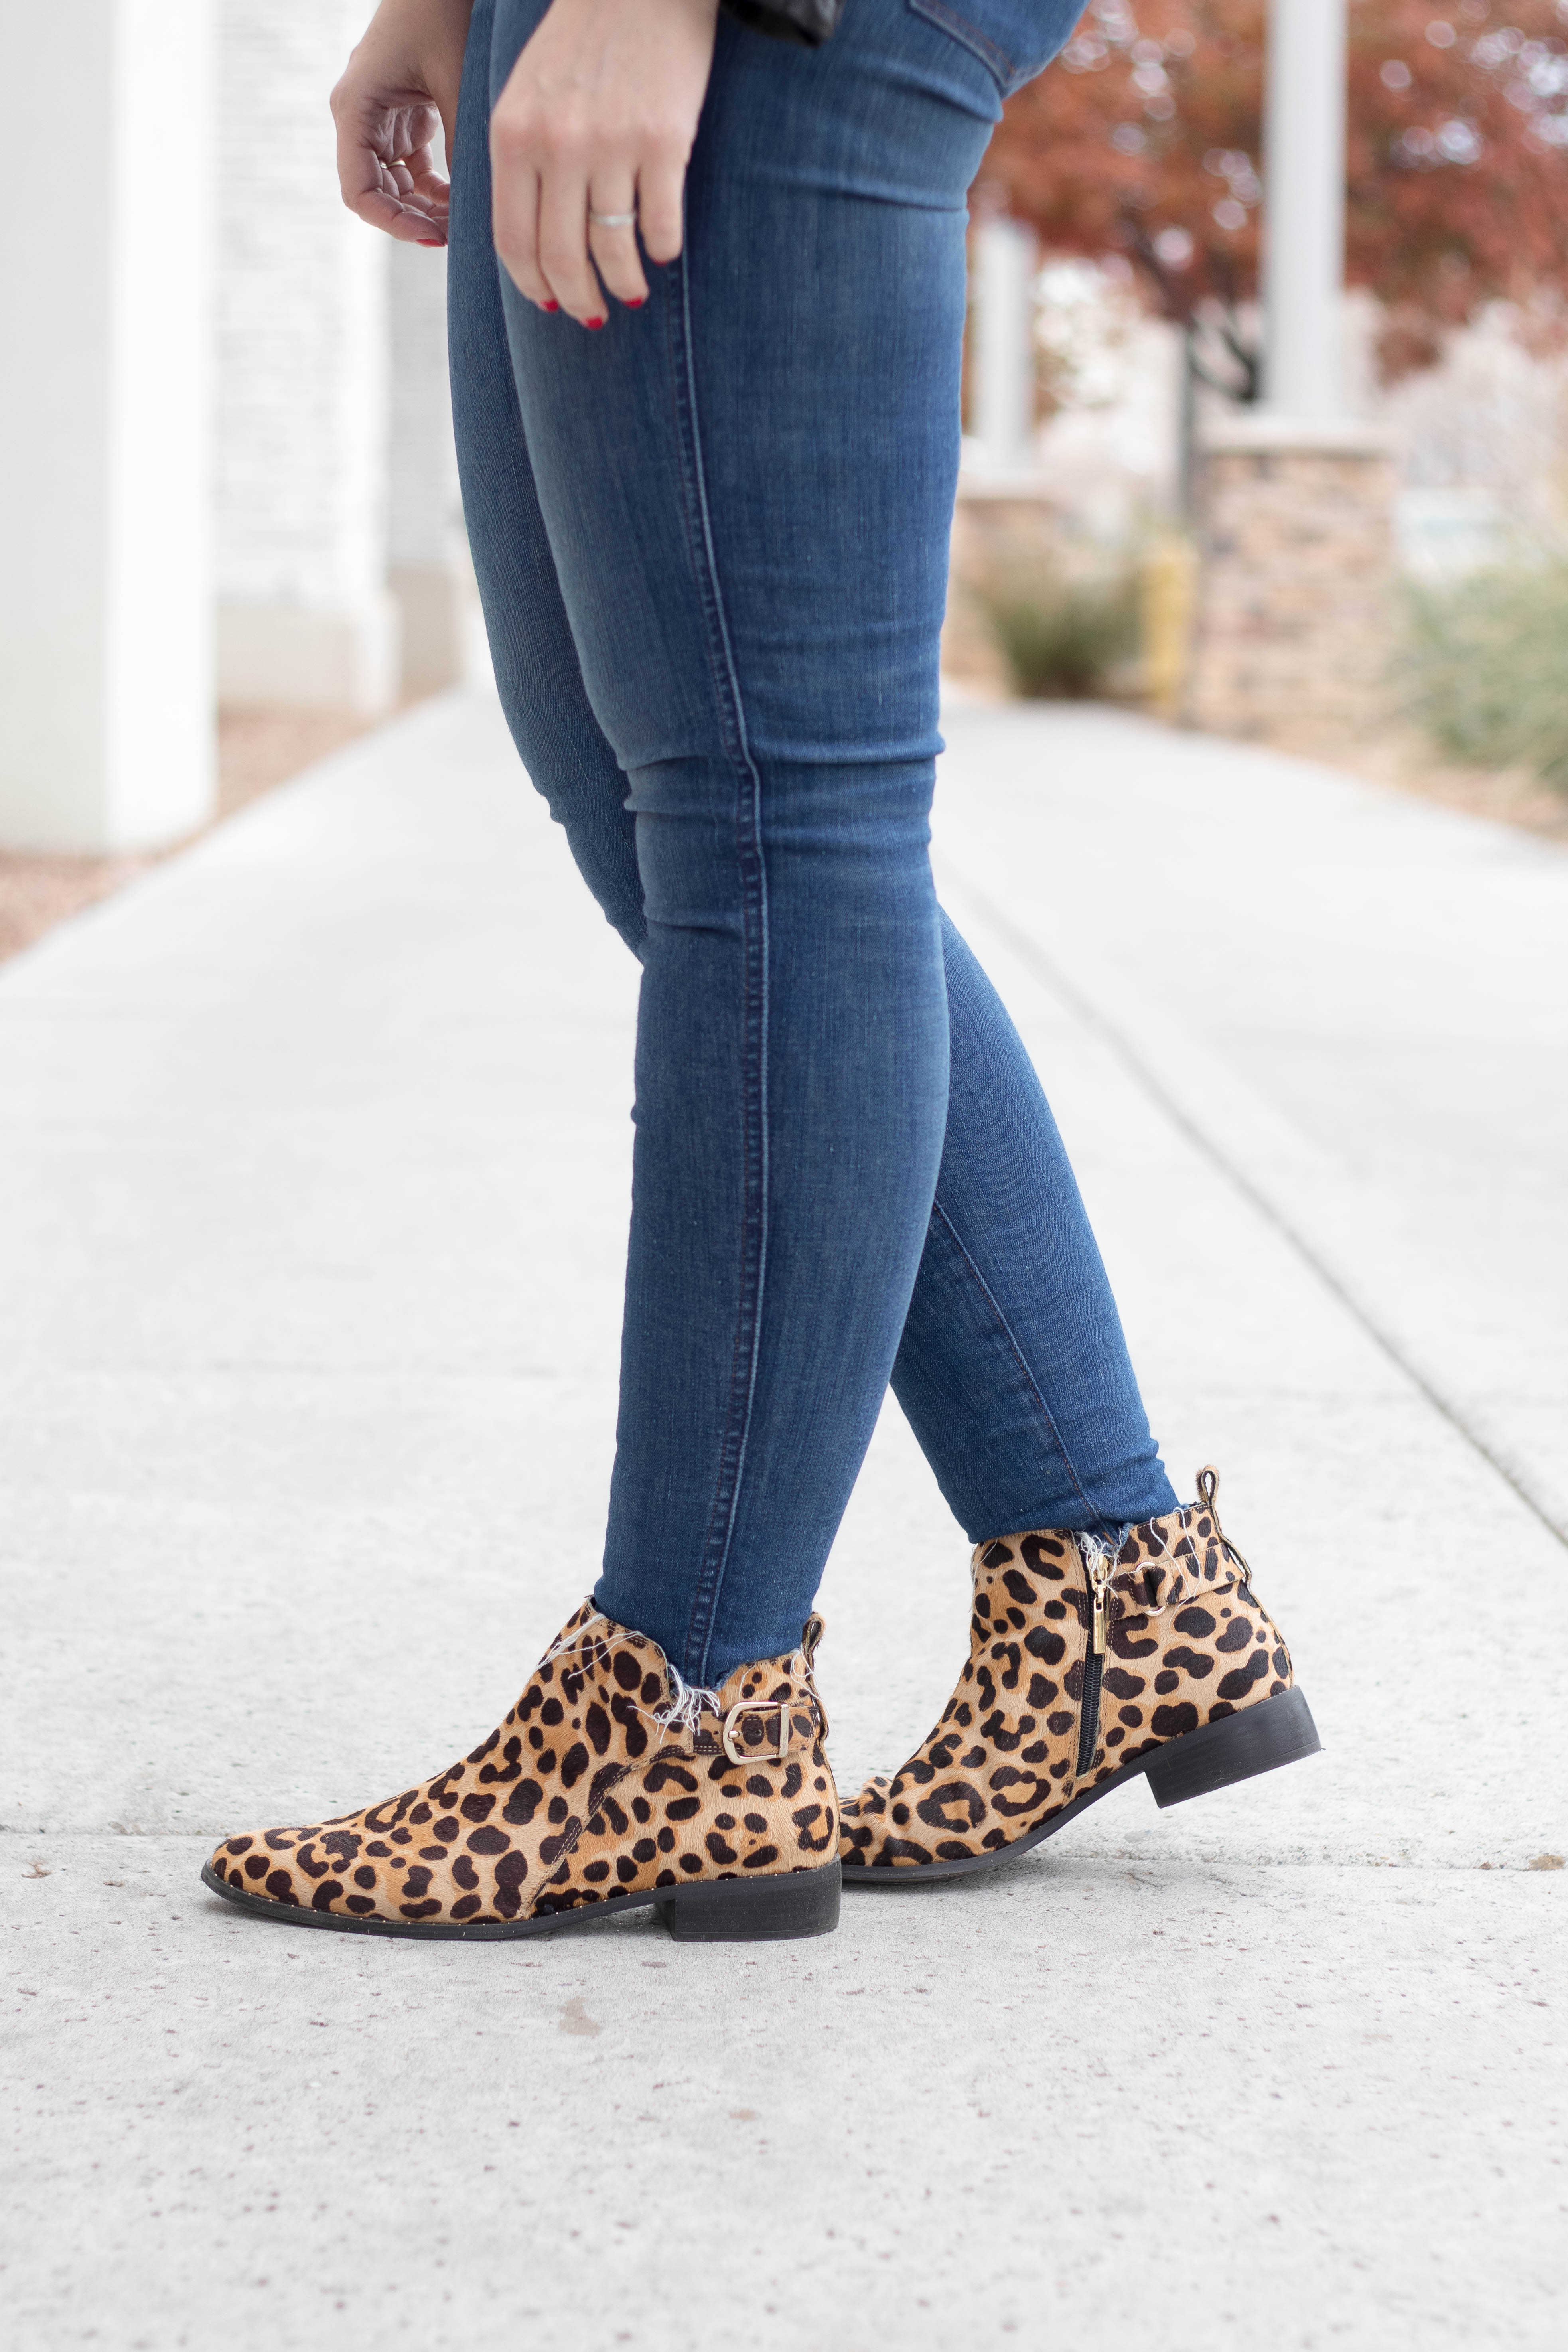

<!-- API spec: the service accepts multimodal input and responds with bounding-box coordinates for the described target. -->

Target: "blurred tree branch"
[990,0,1568,397]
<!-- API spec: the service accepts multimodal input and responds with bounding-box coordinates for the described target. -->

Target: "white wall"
[390,239,487,694]
[390,242,461,574]
[0,0,215,854]
[216,0,398,711]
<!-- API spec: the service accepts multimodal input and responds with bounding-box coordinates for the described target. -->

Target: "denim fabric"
[448,0,1174,1681]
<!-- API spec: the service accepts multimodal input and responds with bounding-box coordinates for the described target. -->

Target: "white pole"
[1262,0,1348,419]
[973,218,1037,475]
[0,0,215,854]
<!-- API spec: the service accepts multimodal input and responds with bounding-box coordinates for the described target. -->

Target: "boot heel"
[1144,1686,1321,1810]
[655,1861,840,1943]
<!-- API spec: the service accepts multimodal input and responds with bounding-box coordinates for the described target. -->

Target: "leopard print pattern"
[840,1470,1292,1873]
[208,1603,837,1927]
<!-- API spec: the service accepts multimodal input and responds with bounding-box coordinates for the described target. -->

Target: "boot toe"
[206,1825,320,1910]
[840,1772,891,1822]
[207,1813,460,1923]
[838,1774,894,1862]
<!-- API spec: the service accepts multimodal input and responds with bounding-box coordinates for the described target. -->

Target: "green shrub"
[1406,560,1568,787]
[978,569,1140,700]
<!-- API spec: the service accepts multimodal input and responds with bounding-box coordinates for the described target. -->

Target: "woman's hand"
[331,0,475,247]
[491,0,720,326]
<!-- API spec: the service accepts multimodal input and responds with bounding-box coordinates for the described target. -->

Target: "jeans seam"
[927,1195,1099,1531]
[905,0,1018,91]
[665,249,771,1685]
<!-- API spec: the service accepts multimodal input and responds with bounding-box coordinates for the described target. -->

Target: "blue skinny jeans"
[448,0,1176,1682]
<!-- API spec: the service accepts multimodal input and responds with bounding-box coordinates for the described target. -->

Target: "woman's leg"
[893,916,1177,1541]
[457,0,964,1685]
[448,0,1171,1683]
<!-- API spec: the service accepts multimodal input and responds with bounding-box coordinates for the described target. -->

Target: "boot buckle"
[721,1699,791,1766]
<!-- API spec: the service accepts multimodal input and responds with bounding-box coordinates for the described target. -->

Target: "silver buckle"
[721,1698,791,1766]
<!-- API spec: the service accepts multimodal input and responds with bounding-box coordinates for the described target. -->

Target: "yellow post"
[1140,534,1198,723]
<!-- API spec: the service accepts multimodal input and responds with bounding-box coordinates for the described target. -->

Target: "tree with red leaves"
[988,0,1568,392]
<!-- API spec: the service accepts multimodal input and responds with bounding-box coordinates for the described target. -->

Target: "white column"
[389,241,485,695]
[972,217,1038,476]
[1262,0,1348,419]
[0,1,215,854]
[216,1,399,714]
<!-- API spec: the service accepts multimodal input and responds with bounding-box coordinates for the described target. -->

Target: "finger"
[491,150,554,310]
[353,193,448,245]
[397,101,443,162]
[406,140,451,213]
[635,152,687,268]
[586,180,648,309]
[537,167,606,327]
[336,101,394,217]
[370,154,448,241]
[345,162,449,245]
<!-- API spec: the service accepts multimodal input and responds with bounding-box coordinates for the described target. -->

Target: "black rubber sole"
[843,1684,1321,1888]
[200,1856,841,1944]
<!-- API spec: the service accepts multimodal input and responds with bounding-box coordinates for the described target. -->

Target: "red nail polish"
[416,238,443,248]
[585,316,606,330]
[542,300,559,313]
[625,296,645,309]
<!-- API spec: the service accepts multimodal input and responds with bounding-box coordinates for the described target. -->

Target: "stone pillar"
[216,1,400,714]
[0,0,216,853]
[389,242,485,695]
[1187,415,1396,751]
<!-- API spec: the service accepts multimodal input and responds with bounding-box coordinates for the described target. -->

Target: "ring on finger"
[588,208,637,229]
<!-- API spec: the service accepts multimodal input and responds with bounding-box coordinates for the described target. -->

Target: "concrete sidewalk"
[2,690,1564,2350]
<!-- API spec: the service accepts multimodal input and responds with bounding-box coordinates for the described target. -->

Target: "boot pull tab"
[797,1613,830,1742]
[1195,1464,1254,1590]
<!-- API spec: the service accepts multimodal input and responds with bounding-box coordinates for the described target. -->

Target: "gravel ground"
[0,710,388,965]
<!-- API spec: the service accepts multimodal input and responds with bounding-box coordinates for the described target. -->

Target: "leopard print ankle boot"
[204,1604,839,1941]
[840,1468,1319,1882]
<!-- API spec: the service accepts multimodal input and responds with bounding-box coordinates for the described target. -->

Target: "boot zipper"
[1076,1550,1114,1779]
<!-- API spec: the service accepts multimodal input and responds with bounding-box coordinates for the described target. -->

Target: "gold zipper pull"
[1090,1555,1112,1655]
